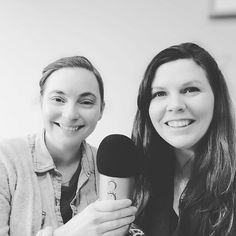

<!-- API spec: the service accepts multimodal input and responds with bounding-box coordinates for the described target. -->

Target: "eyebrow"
[48,90,65,95]
[182,80,202,86]
[48,90,97,98]
[79,92,97,99]
[151,80,202,90]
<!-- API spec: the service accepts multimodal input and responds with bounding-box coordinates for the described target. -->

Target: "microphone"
[97,134,141,200]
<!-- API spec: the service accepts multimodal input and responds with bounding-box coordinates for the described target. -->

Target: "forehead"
[43,67,100,96]
[152,59,209,87]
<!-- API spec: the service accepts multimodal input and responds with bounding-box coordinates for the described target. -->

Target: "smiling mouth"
[165,119,195,128]
[54,122,84,132]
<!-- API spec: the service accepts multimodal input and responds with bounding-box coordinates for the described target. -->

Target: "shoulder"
[0,136,29,158]
[0,136,32,188]
[0,135,33,170]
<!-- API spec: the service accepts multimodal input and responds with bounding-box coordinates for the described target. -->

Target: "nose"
[166,95,186,112]
[62,103,79,120]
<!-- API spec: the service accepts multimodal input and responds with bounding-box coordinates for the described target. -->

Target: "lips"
[165,119,194,128]
[54,122,84,131]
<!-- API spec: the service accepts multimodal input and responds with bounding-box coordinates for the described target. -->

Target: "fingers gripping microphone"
[97,134,141,200]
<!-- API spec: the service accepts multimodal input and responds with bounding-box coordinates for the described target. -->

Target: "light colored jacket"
[0,131,98,236]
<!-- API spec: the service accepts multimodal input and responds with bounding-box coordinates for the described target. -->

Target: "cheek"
[83,108,102,123]
[192,95,214,121]
[203,102,214,128]
[41,104,58,121]
[94,109,103,122]
[149,101,165,125]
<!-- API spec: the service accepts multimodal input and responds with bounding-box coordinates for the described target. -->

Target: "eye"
[182,87,200,94]
[152,91,167,98]
[50,96,65,103]
[80,99,95,106]
[82,100,93,104]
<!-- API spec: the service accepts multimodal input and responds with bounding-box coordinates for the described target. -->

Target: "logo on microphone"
[107,179,117,200]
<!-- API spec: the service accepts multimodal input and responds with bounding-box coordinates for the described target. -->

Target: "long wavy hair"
[132,42,236,235]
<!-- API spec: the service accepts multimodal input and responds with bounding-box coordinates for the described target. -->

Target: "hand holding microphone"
[53,199,137,236]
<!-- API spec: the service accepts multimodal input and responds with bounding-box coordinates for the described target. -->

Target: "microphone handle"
[99,174,135,200]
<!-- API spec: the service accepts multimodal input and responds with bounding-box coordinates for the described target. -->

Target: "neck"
[174,148,194,179]
[45,135,82,167]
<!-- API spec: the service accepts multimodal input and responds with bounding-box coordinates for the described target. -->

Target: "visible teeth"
[59,124,80,131]
[167,120,192,128]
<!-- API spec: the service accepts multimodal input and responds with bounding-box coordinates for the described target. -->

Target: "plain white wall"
[0,0,236,147]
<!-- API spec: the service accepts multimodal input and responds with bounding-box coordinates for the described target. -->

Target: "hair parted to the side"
[39,56,104,108]
[132,42,236,235]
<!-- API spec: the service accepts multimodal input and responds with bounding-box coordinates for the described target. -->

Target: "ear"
[98,102,105,120]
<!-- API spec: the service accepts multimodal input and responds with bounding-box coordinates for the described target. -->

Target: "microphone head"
[97,134,141,178]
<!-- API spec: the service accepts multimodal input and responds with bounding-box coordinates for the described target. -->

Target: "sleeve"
[0,159,11,236]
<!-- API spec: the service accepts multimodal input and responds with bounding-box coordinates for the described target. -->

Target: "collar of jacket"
[31,130,94,177]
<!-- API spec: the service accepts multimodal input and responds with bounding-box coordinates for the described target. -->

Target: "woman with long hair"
[132,42,236,235]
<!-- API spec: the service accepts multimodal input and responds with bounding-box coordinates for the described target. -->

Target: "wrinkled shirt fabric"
[0,131,98,236]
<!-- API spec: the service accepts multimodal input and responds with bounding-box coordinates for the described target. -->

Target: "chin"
[168,140,196,150]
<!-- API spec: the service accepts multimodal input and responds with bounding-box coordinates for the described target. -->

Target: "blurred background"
[0,0,236,147]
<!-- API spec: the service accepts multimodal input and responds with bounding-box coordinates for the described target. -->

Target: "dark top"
[60,161,81,223]
[136,192,178,236]
[135,142,236,236]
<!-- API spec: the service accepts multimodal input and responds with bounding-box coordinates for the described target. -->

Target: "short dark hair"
[39,56,104,107]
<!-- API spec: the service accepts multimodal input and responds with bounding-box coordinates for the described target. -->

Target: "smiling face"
[41,67,103,151]
[149,59,214,151]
